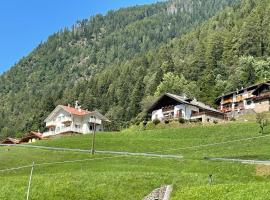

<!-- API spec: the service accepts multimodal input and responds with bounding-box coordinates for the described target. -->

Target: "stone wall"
[254,100,270,113]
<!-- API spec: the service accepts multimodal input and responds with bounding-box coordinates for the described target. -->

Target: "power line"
[0,144,182,159]
[1,134,269,163]
[0,155,125,173]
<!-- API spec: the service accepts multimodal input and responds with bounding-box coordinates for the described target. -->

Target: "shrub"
[178,118,186,124]
[164,120,170,124]
[153,119,161,126]
[135,121,140,126]
[213,120,218,124]
[230,117,236,121]
[256,112,269,134]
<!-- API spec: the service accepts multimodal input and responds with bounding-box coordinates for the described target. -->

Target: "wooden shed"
[1,137,20,144]
[19,131,43,143]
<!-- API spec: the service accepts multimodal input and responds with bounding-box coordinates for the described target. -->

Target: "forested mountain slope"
[62,0,270,123]
[0,0,243,137]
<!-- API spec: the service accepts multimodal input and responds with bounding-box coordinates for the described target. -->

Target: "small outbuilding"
[19,131,43,143]
[1,137,20,144]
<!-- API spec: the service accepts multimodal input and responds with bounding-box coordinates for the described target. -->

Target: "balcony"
[61,116,72,124]
[43,126,85,137]
[46,121,56,128]
[218,107,232,113]
[253,92,270,101]
[222,98,233,104]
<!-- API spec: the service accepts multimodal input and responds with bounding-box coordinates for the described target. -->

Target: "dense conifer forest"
[1,0,270,137]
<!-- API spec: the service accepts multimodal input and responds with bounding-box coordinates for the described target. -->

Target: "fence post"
[26,162,35,200]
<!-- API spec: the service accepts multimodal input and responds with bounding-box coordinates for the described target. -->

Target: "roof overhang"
[215,80,270,104]
[147,93,192,114]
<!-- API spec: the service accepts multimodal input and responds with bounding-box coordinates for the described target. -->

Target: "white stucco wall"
[45,109,104,136]
[244,100,255,110]
[152,109,164,121]
[151,104,199,121]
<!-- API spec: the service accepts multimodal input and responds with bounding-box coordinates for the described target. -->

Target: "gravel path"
[0,144,182,159]
[205,157,270,165]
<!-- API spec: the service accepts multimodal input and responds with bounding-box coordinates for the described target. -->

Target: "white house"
[43,102,110,137]
[148,93,224,123]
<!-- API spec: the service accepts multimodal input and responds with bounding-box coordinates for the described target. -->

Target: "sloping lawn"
[1,122,270,199]
[35,122,270,159]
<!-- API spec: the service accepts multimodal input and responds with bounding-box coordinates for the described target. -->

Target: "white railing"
[89,118,102,125]
[61,116,72,123]
[43,127,85,137]
[46,121,56,127]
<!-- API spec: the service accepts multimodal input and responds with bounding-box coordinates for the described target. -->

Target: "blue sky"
[0,0,159,74]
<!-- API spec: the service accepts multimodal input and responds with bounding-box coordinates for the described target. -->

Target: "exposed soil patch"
[256,165,270,176]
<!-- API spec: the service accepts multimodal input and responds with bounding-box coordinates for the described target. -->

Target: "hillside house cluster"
[215,81,270,115]
[148,80,270,123]
[1,81,270,143]
[1,131,42,144]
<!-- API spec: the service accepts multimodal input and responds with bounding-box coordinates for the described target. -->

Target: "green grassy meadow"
[1,122,270,199]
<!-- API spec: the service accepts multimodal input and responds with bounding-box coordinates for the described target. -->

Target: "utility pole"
[91,116,96,155]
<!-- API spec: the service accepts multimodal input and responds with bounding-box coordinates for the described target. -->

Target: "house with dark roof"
[19,131,43,143]
[147,93,224,123]
[43,101,110,137]
[1,137,20,144]
[215,81,270,114]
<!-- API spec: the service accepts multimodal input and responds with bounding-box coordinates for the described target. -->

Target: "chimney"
[68,104,71,107]
[75,100,79,109]
[183,93,187,99]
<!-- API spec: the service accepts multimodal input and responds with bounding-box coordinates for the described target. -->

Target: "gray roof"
[148,93,222,114]
[215,80,270,102]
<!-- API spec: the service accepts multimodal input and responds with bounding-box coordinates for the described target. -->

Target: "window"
[75,124,81,129]
[177,110,183,118]
[246,99,253,105]
[89,124,93,130]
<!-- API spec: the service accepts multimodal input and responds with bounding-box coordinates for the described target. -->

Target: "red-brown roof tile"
[61,105,91,116]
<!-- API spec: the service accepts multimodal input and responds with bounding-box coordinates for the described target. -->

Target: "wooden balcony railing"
[253,92,270,101]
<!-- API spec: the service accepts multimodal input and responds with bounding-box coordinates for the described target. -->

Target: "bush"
[135,121,140,126]
[213,120,218,124]
[230,117,236,121]
[178,118,186,124]
[164,120,170,124]
[256,112,269,134]
[153,119,161,125]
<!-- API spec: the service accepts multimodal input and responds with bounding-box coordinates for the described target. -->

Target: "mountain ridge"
[0,0,251,137]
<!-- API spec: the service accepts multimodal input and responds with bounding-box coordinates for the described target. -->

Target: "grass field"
[1,122,270,199]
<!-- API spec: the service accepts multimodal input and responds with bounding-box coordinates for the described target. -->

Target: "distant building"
[43,102,110,137]
[215,81,270,114]
[147,93,224,123]
[20,131,43,143]
[1,137,20,144]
